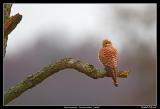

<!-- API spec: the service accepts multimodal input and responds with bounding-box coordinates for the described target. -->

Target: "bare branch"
[4,13,22,36]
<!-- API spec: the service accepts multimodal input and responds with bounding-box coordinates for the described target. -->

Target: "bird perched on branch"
[98,39,118,87]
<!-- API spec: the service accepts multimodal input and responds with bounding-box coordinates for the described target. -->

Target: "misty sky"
[7,4,154,56]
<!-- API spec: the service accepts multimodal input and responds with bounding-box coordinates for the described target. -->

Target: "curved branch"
[4,58,129,105]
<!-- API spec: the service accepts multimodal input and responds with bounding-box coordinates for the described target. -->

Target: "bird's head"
[102,39,112,47]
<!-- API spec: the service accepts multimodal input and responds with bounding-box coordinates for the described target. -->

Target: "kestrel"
[98,39,118,87]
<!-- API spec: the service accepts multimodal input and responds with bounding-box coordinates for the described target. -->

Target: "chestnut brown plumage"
[98,39,118,87]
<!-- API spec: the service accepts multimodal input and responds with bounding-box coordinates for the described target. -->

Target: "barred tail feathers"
[105,66,118,87]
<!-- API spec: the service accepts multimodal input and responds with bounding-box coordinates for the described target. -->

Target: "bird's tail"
[105,66,118,87]
[112,68,118,87]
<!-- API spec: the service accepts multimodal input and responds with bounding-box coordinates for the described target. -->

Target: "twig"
[4,58,129,105]
[3,13,22,58]
[4,13,22,36]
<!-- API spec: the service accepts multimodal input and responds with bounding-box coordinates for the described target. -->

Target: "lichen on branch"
[3,3,12,22]
[4,58,129,105]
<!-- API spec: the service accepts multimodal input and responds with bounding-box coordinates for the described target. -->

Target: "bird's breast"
[98,47,118,68]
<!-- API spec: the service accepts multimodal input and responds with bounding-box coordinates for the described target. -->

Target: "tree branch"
[3,3,22,58]
[4,58,129,105]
